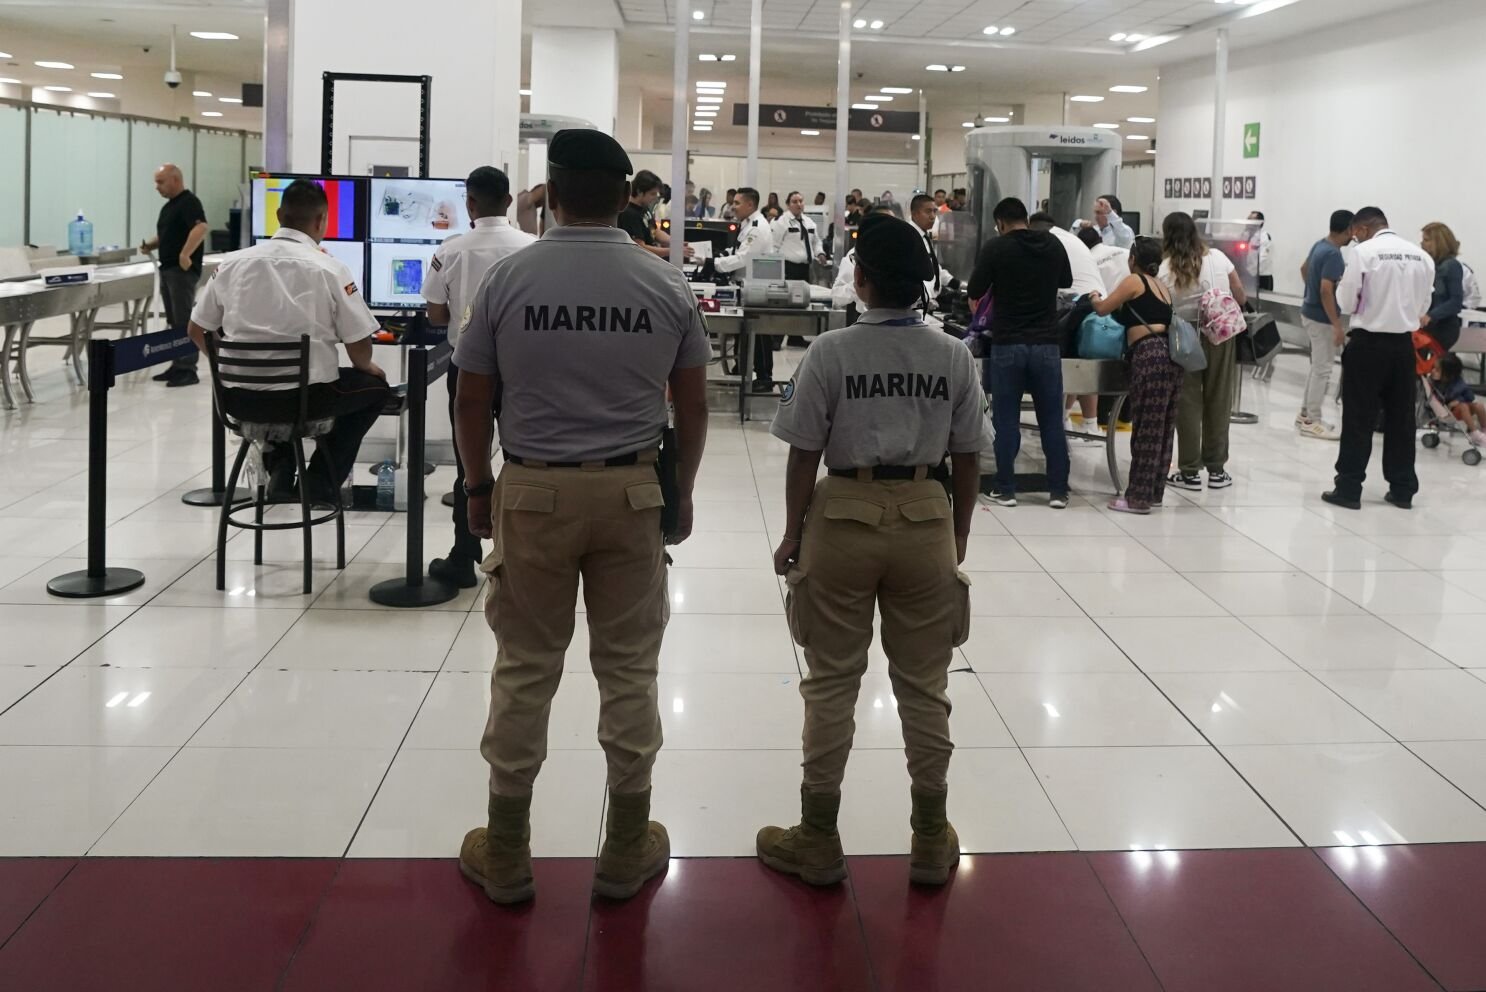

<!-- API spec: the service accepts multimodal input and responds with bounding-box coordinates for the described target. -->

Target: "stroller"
[1414,331,1484,466]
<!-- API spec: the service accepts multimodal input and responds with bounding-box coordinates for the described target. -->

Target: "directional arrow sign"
[1243,122,1261,159]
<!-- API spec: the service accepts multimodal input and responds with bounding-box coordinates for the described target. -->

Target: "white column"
[530,28,620,134]
[917,90,926,189]
[1211,27,1229,221]
[285,0,521,177]
[833,0,852,272]
[669,0,690,267]
[745,0,762,188]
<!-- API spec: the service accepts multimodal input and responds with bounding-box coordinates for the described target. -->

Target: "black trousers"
[225,368,391,491]
[445,366,483,563]
[752,332,775,384]
[1334,330,1418,500]
[160,266,202,369]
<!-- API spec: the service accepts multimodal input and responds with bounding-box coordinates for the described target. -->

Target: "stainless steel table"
[985,358,1130,493]
[707,306,847,421]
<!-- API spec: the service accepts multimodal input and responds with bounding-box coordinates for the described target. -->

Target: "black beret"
[855,214,934,282]
[548,129,633,176]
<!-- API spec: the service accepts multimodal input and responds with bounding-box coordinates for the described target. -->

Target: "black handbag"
[1235,312,1282,366]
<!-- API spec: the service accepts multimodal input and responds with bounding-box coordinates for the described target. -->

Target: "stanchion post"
[47,338,146,598]
[182,396,251,507]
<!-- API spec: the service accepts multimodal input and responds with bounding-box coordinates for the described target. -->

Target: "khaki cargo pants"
[787,474,971,794]
[479,456,669,797]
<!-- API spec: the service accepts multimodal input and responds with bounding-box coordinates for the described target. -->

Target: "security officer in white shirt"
[187,178,389,500]
[715,187,779,391]
[421,166,536,588]
[771,191,826,282]
[451,129,711,907]
[1323,206,1436,510]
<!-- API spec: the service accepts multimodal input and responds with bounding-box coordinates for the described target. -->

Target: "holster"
[657,425,680,540]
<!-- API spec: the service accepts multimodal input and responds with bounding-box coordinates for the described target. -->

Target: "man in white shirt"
[422,166,536,586]
[715,187,780,391]
[1323,206,1435,510]
[910,194,957,308]
[1030,212,1104,298]
[1249,211,1274,292]
[1071,195,1135,248]
[188,178,388,502]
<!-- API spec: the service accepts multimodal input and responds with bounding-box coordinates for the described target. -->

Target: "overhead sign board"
[730,104,918,134]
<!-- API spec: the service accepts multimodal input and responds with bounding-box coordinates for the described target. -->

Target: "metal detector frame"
[320,72,432,178]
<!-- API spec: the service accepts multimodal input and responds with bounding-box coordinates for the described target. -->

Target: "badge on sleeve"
[343,282,358,296]
[430,255,443,272]
[780,377,796,405]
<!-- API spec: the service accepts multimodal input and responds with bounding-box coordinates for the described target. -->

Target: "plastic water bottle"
[376,459,395,511]
[67,211,94,257]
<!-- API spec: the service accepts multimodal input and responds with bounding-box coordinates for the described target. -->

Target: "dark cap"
[855,214,934,282]
[548,129,633,176]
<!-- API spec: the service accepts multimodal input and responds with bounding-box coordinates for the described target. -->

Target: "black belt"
[504,451,651,468]
[828,464,949,481]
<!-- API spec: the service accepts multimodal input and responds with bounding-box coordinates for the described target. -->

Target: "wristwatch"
[463,480,495,498]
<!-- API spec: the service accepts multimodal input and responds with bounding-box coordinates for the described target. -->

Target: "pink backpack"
[1198,288,1246,345]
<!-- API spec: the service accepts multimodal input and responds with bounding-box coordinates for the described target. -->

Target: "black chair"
[205,333,346,594]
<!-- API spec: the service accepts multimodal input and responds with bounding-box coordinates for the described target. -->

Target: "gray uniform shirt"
[453,225,712,462]
[771,308,986,468]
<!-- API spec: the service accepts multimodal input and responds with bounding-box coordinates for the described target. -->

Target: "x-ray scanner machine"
[965,126,1123,242]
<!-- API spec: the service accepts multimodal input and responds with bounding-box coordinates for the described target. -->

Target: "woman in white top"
[1159,212,1247,492]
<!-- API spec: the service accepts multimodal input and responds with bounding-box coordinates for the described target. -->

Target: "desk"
[707,306,847,421]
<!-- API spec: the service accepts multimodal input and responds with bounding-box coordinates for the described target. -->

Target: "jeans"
[160,265,201,369]
[1334,330,1418,500]
[1301,317,1341,420]
[987,343,1069,496]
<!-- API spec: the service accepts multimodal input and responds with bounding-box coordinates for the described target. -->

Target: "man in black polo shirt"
[618,170,691,262]
[140,163,208,386]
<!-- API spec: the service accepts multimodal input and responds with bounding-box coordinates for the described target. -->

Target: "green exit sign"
[1243,122,1261,159]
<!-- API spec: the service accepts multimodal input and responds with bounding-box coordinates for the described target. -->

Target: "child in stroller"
[1422,350,1486,464]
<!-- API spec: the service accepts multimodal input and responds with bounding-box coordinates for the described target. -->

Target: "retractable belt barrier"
[48,328,195,599]
[369,330,457,608]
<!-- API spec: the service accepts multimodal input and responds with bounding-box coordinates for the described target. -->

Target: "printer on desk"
[738,254,811,309]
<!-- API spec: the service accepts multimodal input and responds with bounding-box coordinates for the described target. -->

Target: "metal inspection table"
[983,357,1130,493]
[706,306,847,421]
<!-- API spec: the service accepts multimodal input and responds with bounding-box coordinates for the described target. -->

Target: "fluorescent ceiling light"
[864,94,891,102]
[35,61,74,70]
[0,51,10,59]
[1109,32,1127,41]
[1145,148,1157,154]
[0,77,21,84]
[1126,34,1146,41]
[202,111,223,117]
[1094,122,1120,129]
[962,121,975,128]
[982,25,999,34]
[87,92,115,99]
[1126,134,1150,140]
[720,54,737,61]
[519,88,531,96]
[696,88,725,95]
[91,72,123,80]
[698,53,718,61]
[1133,35,1175,51]
[800,129,820,136]
[853,18,866,28]
[851,103,876,110]
[1000,26,1016,35]
[696,95,722,104]
[1127,116,1155,124]
[694,109,717,116]
[881,86,913,94]
[1070,95,1104,103]
[218,96,242,103]
[193,90,212,97]
[911,134,920,140]
[926,64,948,71]
[43,85,71,92]
[983,116,1009,123]
[1110,85,1148,93]
[691,8,704,19]
[950,65,966,72]
[189,31,239,40]
[696,81,725,87]
[869,19,884,29]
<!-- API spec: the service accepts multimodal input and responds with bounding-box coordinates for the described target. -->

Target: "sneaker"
[1298,419,1341,441]
[1207,471,1234,489]
[1321,490,1362,510]
[1048,494,1069,510]
[987,490,1017,508]
[1471,430,1486,449]
[1107,496,1151,515]
[1384,491,1414,510]
[1294,413,1309,429]
[1168,472,1203,491]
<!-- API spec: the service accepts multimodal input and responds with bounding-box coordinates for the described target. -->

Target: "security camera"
[164,69,182,88]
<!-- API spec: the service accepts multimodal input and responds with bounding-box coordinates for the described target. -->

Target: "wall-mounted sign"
[1243,176,1257,199]
[1243,122,1261,159]
[730,103,919,134]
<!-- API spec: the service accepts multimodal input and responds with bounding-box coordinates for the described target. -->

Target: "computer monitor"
[248,172,370,296]
[748,255,785,282]
[367,177,470,308]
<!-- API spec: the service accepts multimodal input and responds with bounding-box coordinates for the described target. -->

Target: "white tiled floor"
[3,346,1486,859]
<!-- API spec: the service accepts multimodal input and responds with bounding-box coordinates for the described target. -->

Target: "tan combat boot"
[459,793,537,905]
[593,789,671,900]
[756,788,848,886]
[908,787,960,885]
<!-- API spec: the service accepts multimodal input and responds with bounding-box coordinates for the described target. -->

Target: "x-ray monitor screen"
[369,178,469,244]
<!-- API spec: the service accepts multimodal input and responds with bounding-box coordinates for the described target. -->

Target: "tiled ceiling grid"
[619,0,1220,46]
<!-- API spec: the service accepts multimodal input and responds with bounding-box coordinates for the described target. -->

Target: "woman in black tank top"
[1087,238,1183,513]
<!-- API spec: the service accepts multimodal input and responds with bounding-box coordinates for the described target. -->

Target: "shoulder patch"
[780,377,796,405]
[344,282,358,296]
[430,255,443,272]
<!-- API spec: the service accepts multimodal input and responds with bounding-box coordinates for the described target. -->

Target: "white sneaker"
[1471,430,1486,448]
[1294,413,1310,429]
[1298,419,1341,441]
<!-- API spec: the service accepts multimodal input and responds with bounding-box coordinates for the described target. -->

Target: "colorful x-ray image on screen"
[251,177,359,239]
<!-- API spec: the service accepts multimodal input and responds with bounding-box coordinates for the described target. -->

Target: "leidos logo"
[1050,134,1088,145]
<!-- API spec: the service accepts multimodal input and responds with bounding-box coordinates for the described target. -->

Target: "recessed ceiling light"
[0,52,10,59]
[1000,26,1015,36]
[692,125,712,131]
[720,54,737,61]
[1127,33,1147,42]
[1109,32,1127,41]
[201,111,223,117]
[691,8,704,19]
[696,81,725,87]
[864,94,892,102]
[983,116,1010,123]
[851,103,876,110]
[698,53,718,61]
[43,85,71,92]
[696,88,725,96]
[189,31,239,40]
[853,17,866,28]
[694,109,717,116]
[869,19,884,29]
[911,134,921,141]
[87,92,115,99]
[1145,148,1157,154]
[1128,116,1156,124]
[1110,85,1148,93]
[962,121,975,128]
[0,77,20,85]
[218,96,242,103]
[881,86,913,94]
[926,64,948,72]
[1126,134,1150,141]
[696,95,722,104]
[982,25,999,34]
[950,65,966,72]
[801,129,820,136]
[1070,95,1104,102]
[1094,122,1120,129]
[91,72,124,80]
[35,61,74,70]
